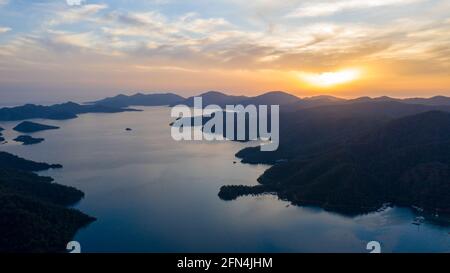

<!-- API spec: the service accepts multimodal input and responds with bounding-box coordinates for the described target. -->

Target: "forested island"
[0,101,140,121]
[13,121,59,133]
[0,152,95,252]
[13,135,45,145]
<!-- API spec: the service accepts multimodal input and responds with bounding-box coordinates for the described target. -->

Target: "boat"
[412,205,424,212]
[412,216,425,225]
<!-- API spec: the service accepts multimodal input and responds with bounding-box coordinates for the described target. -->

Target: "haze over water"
[0,107,449,253]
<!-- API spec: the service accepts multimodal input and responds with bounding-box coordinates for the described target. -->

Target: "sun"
[299,68,362,88]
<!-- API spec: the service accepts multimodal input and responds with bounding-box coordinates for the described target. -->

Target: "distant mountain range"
[91,93,185,108]
[91,91,450,109]
[5,91,450,122]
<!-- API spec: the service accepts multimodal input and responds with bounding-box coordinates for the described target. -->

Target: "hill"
[222,109,450,216]
[175,91,249,107]
[0,152,94,252]
[241,91,300,106]
[91,92,185,108]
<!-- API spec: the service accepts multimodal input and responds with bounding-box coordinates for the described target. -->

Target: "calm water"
[0,107,449,253]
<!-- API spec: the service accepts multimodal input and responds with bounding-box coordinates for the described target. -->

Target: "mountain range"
[5,91,450,122]
[91,93,185,108]
[92,91,450,108]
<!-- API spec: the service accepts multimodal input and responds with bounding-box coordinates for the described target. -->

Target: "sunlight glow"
[299,69,362,87]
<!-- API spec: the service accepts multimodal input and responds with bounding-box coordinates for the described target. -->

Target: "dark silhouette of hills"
[346,95,450,106]
[0,102,139,121]
[13,135,44,145]
[296,100,450,119]
[402,96,450,106]
[175,90,303,108]
[222,108,450,217]
[223,100,450,164]
[175,91,249,107]
[91,92,185,108]
[14,121,59,133]
[6,92,450,123]
[171,91,450,114]
[285,94,450,111]
[240,91,300,106]
[0,152,62,171]
[0,152,94,252]
[286,95,346,110]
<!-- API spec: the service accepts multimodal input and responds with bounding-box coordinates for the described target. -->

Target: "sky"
[1,0,450,104]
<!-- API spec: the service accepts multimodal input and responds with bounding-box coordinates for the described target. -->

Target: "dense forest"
[13,135,45,145]
[221,105,450,217]
[0,152,95,252]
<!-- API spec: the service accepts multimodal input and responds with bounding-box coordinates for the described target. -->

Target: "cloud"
[48,4,108,25]
[0,27,11,34]
[286,0,425,18]
[66,0,86,6]
[3,8,449,73]
[1,0,450,97]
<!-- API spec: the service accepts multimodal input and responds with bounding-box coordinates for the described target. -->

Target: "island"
[0,126,4,142]
[13,121,59,133]
[13,135,45,145]
[0,151,94,252]
[0,101,140,121]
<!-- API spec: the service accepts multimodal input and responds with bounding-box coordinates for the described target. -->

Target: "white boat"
[412,216,425,225]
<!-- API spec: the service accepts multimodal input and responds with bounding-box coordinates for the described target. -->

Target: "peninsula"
[0,151,94,252]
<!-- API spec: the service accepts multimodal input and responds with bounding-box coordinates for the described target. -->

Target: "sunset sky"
[1,0,450,104]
